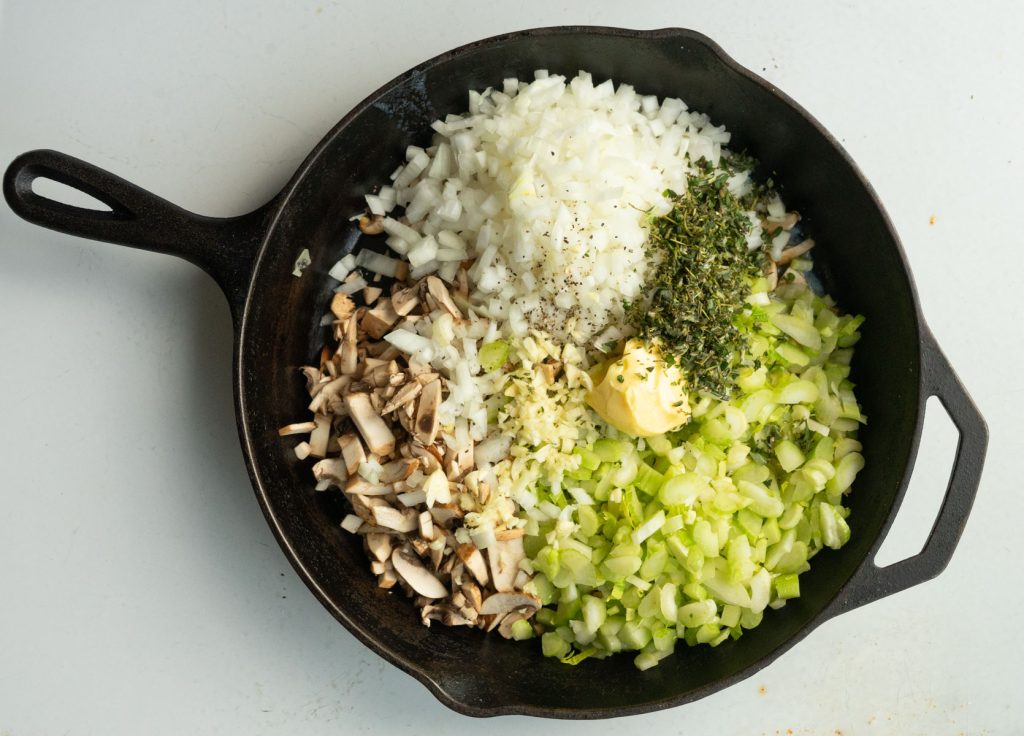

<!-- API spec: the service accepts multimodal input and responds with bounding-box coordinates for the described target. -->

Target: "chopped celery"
[522,274,865,670]
[478,339,509,372]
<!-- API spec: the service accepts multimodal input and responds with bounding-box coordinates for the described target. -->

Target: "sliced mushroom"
[278,421,318,437]
[339,314,359,375]
[539,360,562,385]
[391,286,420,317]
[311,458,347,489]
[487,537,525,593]
[361,298,400,340]
[348,493,389,523]
[378,568,398,590]
[494,527,526,541]
[421,604,472,627]
[418,511,434,539]
[362,285,383,305]
[358,214,385,235]
[365,533,393,563]
[414,379,442,445]
[380,458,419,484]
[461,581,483,612]
[300,366,322,394]
[776,238,816,266]
[426,276,463,319]
[479,591,541,617]
[391,547,448,598]
[338,433,366,476]
[344,475,391,496]
[455,544,490,586]
[764,210,801,231]
[381,381,422,415]
[307,414,332,458]
[330,293,356,322]
[371,505,419,533]
[344,392,396,456]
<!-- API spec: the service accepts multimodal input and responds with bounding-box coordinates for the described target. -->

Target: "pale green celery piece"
[778,503,804,531]
[682,580,707,600]
[666,534,691,565]
[535,608,556,627]
[581,595,607,634]
[766,528,796,569]
[700,418,734,446]
[742,388,776,422]
[732,461,771,485]
[576,505,600,538]
[776,342,811,366]
[737,480,785,518]
[659,472,708,507]
[695,623,722,644]
[478,339,509,372]
[593,438,631,463]
[736,507,764,537]
[727,535,756,582]
[772,541,809,574]
[525,573,557,605]
[639,541,668,579]
[601,554,642,582]
[576,447,601,471]
[559,549,599,587]
[678,599,717,627]
[727,443,751,472]
[662,514,685,535]
[832,417,860,432]
[833,437,863,461]
[634,462,666,497]
[634,652,661,671]
[660,582,679,622]
[776,379,819,404]
[651,625,676,653]
[812,436,835,462]
[647,434,672,456]
[693,520,720,557]
[736,365,768,392]
[774,573,801,599]
[597,631,624,654]
[619,621,652,650]
[542,632,571,658]
[740,608,763,629]
[753,536,768,564]
[703,570,752,608]
[720,604,741,628]
[828,452,865,494]
[774,439,806,472]
[770,313,822,350]
[612,454,640,486]
[637,585,662,619]
[511,618,535,640]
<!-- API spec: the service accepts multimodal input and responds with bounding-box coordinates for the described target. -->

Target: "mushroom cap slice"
[479,591,541,617]
[455,544,490,586]
[344,392,396,457]
[487,537,525,593]
[391,547,449,599]
[414,379,442,445]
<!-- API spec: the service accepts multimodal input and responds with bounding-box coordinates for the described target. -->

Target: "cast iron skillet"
[4,26,987,719]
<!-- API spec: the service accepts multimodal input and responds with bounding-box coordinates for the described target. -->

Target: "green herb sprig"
[628,167,766,398]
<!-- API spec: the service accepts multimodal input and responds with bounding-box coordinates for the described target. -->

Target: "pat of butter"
[586,339,691,437]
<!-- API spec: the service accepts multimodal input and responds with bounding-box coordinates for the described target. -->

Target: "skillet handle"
[3,149,276,319]
[828,326,987,615]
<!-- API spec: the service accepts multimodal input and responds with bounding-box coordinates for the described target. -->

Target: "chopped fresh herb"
[627,168,767,397]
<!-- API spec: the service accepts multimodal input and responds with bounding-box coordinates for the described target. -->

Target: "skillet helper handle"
[3,149,272,318]
[831,326,988,615]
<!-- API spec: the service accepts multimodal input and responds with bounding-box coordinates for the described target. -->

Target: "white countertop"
[1,2,1020,734]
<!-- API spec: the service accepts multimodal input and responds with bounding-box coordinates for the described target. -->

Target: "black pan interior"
[236,28,922,716]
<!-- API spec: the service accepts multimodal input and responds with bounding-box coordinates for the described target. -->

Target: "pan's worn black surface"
[4,27,988,719]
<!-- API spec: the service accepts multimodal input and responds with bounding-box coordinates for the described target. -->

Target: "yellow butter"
[586,339,691,437]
